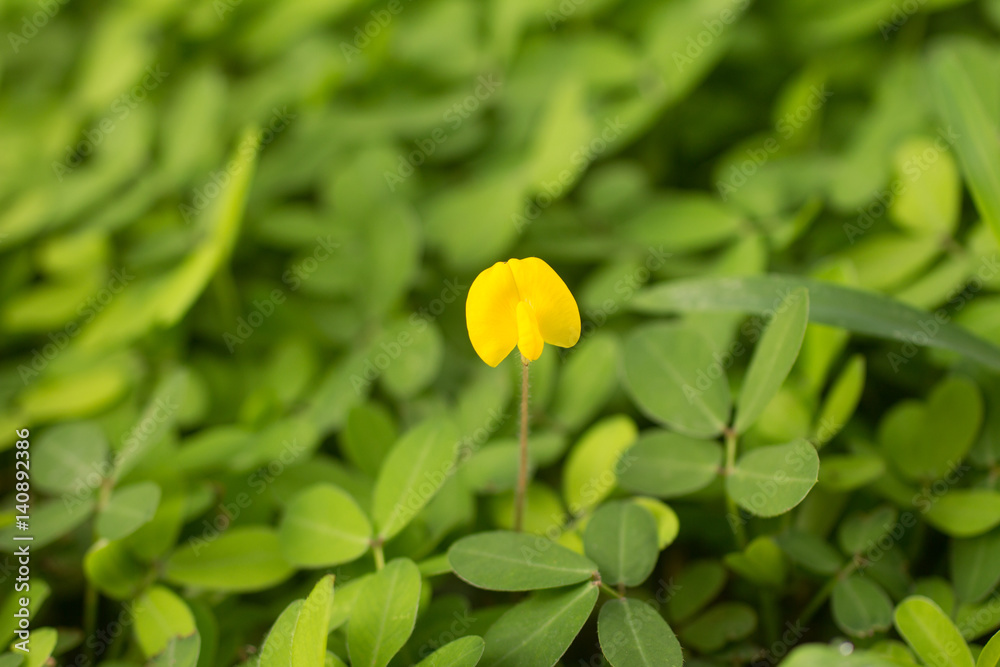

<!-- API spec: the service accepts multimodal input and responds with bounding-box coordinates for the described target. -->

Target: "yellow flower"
[466,257,581,367]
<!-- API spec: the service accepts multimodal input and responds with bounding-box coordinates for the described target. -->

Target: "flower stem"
[515,354,530,532]
[724,428,747,549]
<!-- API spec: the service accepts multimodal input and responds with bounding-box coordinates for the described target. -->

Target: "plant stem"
[801,560,858,625]
[724,428,747,549]
[83,583,97,662]
[373,541,385,571]
[515,354,530,532]
[599,582,623,599]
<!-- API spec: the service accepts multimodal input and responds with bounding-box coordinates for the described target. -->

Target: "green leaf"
[952,528,1000,603]
[622,324,731,437]
[631,497,679,550]
[347,559,422,667]
[0,496,95,549]
[889,136,961,235]
[814,354,866,446]
[724,536,786,588]
[880,376,983,481]
[165,527,294,592]
[928,40,1000,249]
[260,600,304,667]
[631,275,1000,371]
[84,538,149,600]
[563,415,637,515]
[925,490,1000,538]
[977,629,1000,667]
[0,579,50,647]
[726,440,819,517]
[480,583,599,667]
[373,418,459,540]
[894,596,975,667]
[33,421,108,495]
[96,481,161,541]
[832,575,894,637]
[291,575,336,667]
[279,483,371,568]
[838,507,899,555]
[551,333,620,431]
[414,636,486,667]
[340,403,397,477]
[134,586,197,658]
[22,627,57,667]
[679,602,757,654]
[448,531,597,591]
[818,453,885,492]
[598,598,683,667]
[617,430,723,498]
[584,502,659,588]
[667,560,727,624]
[774,531,843,576]
[734,288,809,433]
[148,633,201,667]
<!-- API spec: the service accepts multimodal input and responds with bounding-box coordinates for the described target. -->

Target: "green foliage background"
[2,0,1000,665]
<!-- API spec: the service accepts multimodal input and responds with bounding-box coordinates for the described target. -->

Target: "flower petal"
[466,262,520,367]
[508,257,580,349]
[516,301,544,361]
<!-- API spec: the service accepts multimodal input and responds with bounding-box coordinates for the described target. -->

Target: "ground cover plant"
[2,0,1000,665]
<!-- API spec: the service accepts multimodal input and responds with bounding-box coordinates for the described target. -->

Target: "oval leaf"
[373,418,460,540]
[134,586,197,658]
[598,598,683,667]
[832,575,893,638]
[279,483,371,568]
[618,430,722,498]
[894,596,974,667]
[414,636,486,667]
[348,559,422,667]
[726,440,819,517]
[622,324,731,437]
[96,480,161,541]
[448,531,597,591]
[734,288,809,433]
[584,502,659,588]
[165,527,294,592]
[480,583,599,667]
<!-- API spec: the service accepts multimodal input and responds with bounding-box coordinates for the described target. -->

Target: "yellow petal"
[466,262,520,367]
[516,301,544,361]
[508,257,581,349]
